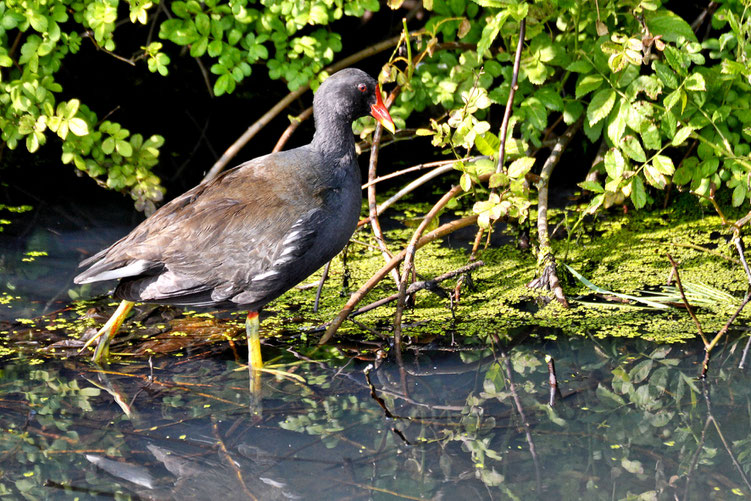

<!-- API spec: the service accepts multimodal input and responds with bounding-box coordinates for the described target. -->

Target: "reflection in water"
[1,336,750,500]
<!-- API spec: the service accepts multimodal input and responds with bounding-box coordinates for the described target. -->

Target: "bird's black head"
[313,68,395,133]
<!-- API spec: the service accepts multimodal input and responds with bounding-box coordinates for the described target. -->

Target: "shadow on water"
[2,334,751,500]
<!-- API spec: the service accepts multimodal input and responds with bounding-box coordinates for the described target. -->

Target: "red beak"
[370,84,396,134]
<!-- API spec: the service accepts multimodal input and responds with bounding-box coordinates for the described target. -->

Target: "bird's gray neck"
[311,110,357,166]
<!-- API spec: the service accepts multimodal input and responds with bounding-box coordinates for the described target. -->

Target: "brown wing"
[75,148,326,307]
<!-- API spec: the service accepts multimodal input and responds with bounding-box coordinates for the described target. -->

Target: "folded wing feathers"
[74,259,155,284]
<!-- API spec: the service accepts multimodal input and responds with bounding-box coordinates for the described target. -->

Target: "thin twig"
[367,90,401,286]
[194,57,214,98]
[203,35,403,181]
[494,19,525,175]
[358,163,461,227]
[273,107,312,152]
[734,237,751,285]
[360,158,459,189]
[313,261,330,313]
[666,253,707,345]
[392,184,466,349]
[211,419,258,501]
[349,261,484,317]
[527,118,582,306]
[501,349,542,493]
[319,214,479,344]
[672,242,741,266]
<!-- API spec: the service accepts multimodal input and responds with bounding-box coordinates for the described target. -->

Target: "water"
[2,201,751,500]
[2,338,750,500]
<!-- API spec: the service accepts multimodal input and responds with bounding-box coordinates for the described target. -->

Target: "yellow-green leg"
[246,311,263,370]
[246,311,263,406]
[79,300,134,363]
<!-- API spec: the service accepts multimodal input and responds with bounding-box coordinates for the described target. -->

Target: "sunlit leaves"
[630,176,647,209]
[474,194,500,228]
[620,136,647,163]
[587,88,616,126]
[507,156,535,179]
[45,99,89,140]
[477,10,510,58]
[143,42,170,75]
[644,164,667,189]
[684,72,706,91]
[601,34,643,73]
[671,126,693,146]
[604,148,626,180]
[575,74,604,98]
[645,9,697,44]
[652,155,675,176]
[128,0,153,24]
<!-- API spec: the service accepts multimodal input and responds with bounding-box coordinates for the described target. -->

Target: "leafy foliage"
[0,0,380,211]
[2,0,750,225]
[383,0,751,229]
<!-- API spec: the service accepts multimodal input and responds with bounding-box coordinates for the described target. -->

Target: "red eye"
[357,83,367,93]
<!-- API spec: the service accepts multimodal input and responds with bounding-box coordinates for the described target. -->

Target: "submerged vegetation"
[2,336,751,499]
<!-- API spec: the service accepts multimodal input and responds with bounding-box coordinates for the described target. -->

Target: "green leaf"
[627,75,663,100]
[583,116,604,142]
[652,61,678,89]
[596,383,626,407]
[671,126,693,146]
[685,72,706,91]
[477,10,509,57]
[629,359,653,384]
[508,157,535,179]
[604,148,626,180]
[520,97,547,130]
[607,99,628,144]
[645,10,697,43]
[578,180,604,193]
[607,53,627,73]
[672,165,692,185]
[663,45,689,76]
[644,163,667,189]
[102,137,115,155]
[489,172,508,188]
[563,100,583,125]
[587,88,616,126]
[116,139,133,157]
[732,184,747,207]
[566,59,593,73]
[652,155,675,175]
[661,109,677,138]
[475,132,499,157]
[195,13,210,35]
[663,88,681,111]
[29,13,48,32]
[214,73,229,96]
[640,122,661,150]
[535,88,563,111]
[460,172,472,191]
[208,39,223,57]
[620,135,647,162]
[575,74,604,99]
[191,37,208,57]
[631,176,647,209]
[68,118,89,136]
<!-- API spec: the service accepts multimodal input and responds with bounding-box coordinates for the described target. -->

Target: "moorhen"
[74,68,395,369]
